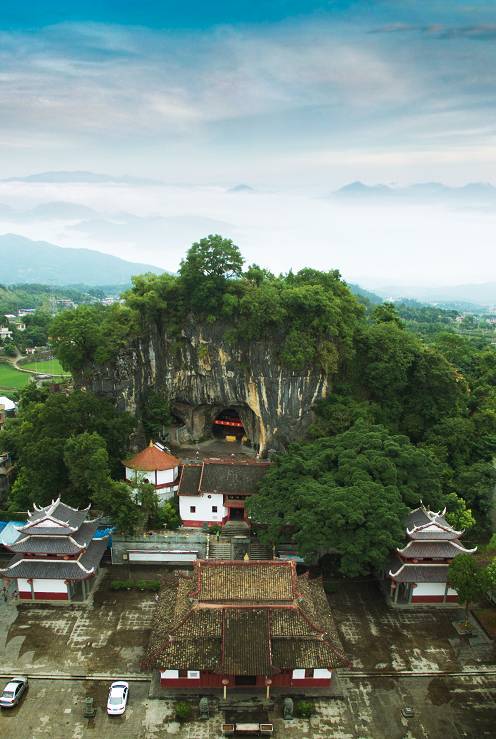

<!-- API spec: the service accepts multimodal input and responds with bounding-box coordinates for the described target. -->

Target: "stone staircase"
[208,540,233,560]
[248,540,273,560]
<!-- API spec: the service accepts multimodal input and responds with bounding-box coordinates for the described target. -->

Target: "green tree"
[448,554,487,627]
[371,302,403,327]
[248,421,445,575]
[1,390,135,509]
[92,479,141,535]
[444,493,476,532]
[64,432,111,500]
[179,235,244,281]
[178,235,244,316]
[142,390,171,442]
[50,303,137,373]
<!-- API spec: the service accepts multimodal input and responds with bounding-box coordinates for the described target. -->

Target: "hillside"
[0,234,164,286]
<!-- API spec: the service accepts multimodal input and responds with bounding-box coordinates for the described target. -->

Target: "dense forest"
[1,236,495,574]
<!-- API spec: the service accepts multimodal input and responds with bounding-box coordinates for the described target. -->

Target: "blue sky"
[0,0,496,185]
[0,1,495,185]
[0,2,495,286]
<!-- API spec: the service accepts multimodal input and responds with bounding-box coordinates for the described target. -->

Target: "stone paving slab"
[1,675,495,739]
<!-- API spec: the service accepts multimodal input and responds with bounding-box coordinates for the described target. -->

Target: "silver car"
[0,677,28,708]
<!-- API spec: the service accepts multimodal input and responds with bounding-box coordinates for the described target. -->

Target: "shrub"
[175,700,193,722]
[110,580,131,591]
[209,525,222,536]
[136,580,160,591]
[294,700,315,718]
[110,579,160,592]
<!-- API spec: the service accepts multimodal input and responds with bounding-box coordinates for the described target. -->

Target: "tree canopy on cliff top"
[51,235,363,375]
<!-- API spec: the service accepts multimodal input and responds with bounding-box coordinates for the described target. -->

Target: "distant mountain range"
[2,171,163,186]
[0,234,163,286]
[372,282,496,308]
[227,184,255,193]
[334,181,496,203]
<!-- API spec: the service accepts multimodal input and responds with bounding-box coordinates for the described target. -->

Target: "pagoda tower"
[0,498,108,603]
[388,504,476,605]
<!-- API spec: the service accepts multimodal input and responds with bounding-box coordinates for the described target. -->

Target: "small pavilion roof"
[406,505,463,541]
[124,442,180,472]
[17,499,91,536]
[7,520,100,555]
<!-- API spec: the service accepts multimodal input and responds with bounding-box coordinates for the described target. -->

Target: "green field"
[21,359,69,376]
[0,363,31,391]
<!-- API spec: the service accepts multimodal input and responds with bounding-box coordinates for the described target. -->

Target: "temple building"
[124,441,181,503]
[177,459,270,527]
[0,498,108,602]
[388,505,477,605]
[144,560,348,691]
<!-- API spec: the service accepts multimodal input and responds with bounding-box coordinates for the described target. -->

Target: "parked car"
[0,677,28,708]
[106,681,129,715]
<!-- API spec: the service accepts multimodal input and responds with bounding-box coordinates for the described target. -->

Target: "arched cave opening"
[212,407,246,441]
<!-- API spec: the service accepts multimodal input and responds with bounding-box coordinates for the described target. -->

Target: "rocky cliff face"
[78,321,328,453]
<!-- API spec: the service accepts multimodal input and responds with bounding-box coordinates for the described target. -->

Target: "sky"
[0,1,495,286]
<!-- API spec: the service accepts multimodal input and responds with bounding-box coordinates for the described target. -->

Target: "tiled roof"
[19,499,90,535]
[398,540,474,558]
[193,561,296,602]
[223,609,272,675]
[405,506,460,541]
[199,461,270,495]
[177,465,202,496]
[143,562,348,675]
[0,537,108,580]
[8,521,100,555]
[408,529,457,541]
[124,443,180,471]
[388,555,449,583]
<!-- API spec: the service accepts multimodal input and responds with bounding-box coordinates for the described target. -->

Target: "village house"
[177,459,270,527]
[144,559,348,692]
[0,396,16,430]
[387,505,476,605]
[124,441,181,503]
[0,451,14,496]
[0,326,13,341]
[0,498,108,602]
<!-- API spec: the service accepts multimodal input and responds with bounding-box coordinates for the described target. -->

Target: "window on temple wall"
[178,669,188,678]
[304,669,314,678]
[187,671,200,679]
[212,506,218,513]
[190,506,196,513]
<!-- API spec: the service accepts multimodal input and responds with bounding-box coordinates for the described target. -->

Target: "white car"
[107,681,129,715]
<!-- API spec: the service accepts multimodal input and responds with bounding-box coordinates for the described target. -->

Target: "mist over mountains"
[0,172,494,296]
[2,171,163,186]
[334,181,496,204]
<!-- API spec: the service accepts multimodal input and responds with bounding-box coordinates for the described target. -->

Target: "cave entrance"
[212,407,245,441]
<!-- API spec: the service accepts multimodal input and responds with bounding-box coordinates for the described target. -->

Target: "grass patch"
[0,363,31,391]
[21,359,69,376]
